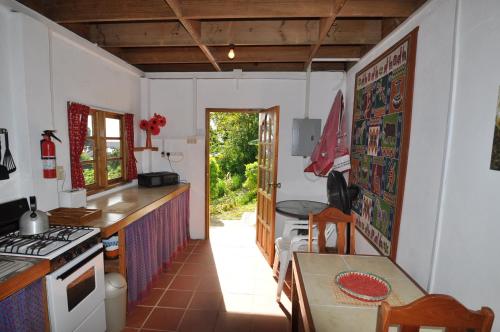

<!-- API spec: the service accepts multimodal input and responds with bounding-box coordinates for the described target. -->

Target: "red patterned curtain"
[67,102,90,189]
[124,113,137,180]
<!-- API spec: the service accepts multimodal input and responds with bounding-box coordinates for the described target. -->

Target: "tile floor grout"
[126,223,290,332]
[138,242,198,332]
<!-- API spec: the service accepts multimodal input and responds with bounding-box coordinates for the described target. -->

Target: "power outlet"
[165,152,183,157]
[56,166,65,180]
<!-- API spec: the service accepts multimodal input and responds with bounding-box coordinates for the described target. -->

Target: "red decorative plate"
[335,271,391,302]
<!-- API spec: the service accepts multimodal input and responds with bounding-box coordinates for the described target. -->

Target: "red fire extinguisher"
[40,130,61,179]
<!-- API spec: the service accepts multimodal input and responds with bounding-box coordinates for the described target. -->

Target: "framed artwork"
[490,86,500,170]
[349,28,419,259]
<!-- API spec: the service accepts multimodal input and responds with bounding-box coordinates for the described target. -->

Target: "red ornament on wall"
[139,113,167,148]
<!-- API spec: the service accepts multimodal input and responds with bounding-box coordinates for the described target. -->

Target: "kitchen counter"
[51,183,190,277]
[0,256,50,301]
[54,183,190,238]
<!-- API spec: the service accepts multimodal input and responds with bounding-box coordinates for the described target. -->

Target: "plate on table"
[335,271,391,302]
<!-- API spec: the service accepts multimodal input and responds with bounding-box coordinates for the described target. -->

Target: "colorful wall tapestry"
[490,86,500,170]
[350,28,418,259]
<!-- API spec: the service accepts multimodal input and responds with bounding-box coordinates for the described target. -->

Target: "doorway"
[205,107,280,265]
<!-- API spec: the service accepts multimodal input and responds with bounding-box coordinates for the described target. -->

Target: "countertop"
[0,184,189,301]
[55,183,190,238]
[0,256,50,301]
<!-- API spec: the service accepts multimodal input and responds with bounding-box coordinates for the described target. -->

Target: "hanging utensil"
[0,130,9,180]
[1,129,16,173]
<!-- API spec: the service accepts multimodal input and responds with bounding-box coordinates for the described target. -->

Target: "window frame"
[83,109,128,195]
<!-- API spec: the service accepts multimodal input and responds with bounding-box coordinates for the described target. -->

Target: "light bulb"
[228,46,235,59]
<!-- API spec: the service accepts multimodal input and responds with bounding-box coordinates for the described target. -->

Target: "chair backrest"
[376,294,495,332]
[307,207,355,254]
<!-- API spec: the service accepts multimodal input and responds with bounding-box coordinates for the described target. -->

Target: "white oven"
[45,243,106,332]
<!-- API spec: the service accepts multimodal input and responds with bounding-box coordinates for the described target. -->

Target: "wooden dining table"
[291,253,427,332]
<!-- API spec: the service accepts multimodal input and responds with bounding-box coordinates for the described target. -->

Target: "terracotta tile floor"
[125,219,291,332]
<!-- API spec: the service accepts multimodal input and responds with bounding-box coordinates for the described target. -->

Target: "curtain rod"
[67,101,127,115]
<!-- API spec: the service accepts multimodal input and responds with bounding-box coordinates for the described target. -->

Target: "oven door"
[45,243,106,332]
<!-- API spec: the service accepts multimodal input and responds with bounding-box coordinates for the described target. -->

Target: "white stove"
[0,225,99,259]
[0,199,106,332]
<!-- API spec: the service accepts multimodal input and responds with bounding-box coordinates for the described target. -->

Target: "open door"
[256,106,280,265]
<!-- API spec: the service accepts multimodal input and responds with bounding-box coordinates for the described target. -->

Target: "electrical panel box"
[291,118,322,157]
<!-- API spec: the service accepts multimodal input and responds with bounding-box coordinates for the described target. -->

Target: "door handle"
[269,182,281,189]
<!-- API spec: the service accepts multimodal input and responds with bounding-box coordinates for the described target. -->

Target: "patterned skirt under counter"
[125,191,190,307]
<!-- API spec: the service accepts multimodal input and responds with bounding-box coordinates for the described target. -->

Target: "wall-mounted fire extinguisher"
[40,130,61,179]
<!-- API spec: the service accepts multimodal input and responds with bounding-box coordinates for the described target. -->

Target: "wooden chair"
[376,294,495,332]
[307,207,356,254]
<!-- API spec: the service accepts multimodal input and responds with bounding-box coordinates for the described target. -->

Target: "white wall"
[0,7,21,201]
[0,3,142,211]
[430,0,500,329]
[146,73,346,239]
[345,0,457,289]
[346,0,500,328]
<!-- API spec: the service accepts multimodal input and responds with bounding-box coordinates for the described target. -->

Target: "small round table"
[275,200,352,254]
[275,200,329,220]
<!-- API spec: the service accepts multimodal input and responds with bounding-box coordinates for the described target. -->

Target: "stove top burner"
[0,225,94,257]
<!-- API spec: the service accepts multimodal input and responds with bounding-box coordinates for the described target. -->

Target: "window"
[81,110,126,193]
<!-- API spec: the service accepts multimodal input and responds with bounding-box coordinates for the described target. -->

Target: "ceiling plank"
[88,22,195,47]
[109,47,208,64]
[163,0,221,71]
[325,19,381,45]
[23,0,420,23]
[61,23,91,40]
[202,19,381,46]
[180,0,420,19]
[305,0,348,70]
[80,19,381,48]
[17,0,50,16]
[340,0,418,17]
[110,45,361,64]
[181,0,336,19]
[44,0,176,23]
[381,17,406,38]
[201,20,319,46]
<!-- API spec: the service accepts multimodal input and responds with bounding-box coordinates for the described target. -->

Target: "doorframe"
[204,108,261,240]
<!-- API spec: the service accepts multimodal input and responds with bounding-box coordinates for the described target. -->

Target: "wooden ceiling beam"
[109,46,361,64]
[28,0,420,22]
[180,0,420,19]
[305,0,348,70]
[110,47,208,64]
[202,20,318,46]
[80,19,381,48]
[88,22,195,47]
[61,23,91,40]
[38,0,176,23]
[163,0,221,71]
[340,0,418,17]
[203,19,381,46]
[325,19,381,45]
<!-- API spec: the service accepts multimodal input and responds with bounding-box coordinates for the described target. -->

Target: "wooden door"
[256,106,280,265]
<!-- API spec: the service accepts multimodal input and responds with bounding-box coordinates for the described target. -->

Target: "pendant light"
[228,45,235,59]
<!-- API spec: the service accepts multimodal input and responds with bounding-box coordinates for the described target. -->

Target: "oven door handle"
[56,248,103,281]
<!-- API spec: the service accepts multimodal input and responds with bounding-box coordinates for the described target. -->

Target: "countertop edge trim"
[0,260,50,301]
